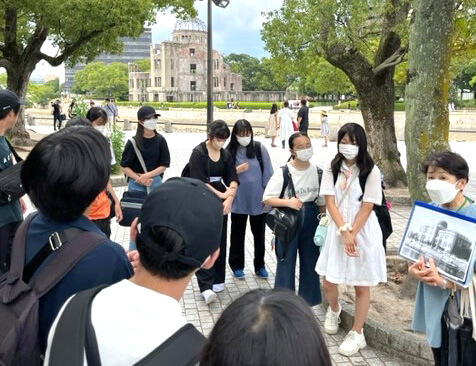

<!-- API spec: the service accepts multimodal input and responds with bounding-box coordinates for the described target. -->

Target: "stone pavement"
[25,126,476,365]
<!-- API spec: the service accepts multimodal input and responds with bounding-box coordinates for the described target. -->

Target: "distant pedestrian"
[200,289,332,366]
[102,98,116,128]
[0,89,26,275]
[67,98,76,119]
[121,106,170,194]
[321,111,329,147]
[227,120,273,281]
[52,99,62,131]
[279,101,294,149]
[268,103,279,147]
[297,99,309,134]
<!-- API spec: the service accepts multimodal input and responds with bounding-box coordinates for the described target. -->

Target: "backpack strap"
[31,231,107,297]
[5,139,23,163]
[279,165,289,199]
[134,324,206,366]
[48,285,109,366]
[4,213,39,290]
[254,141,264,173]
[129,138,150,194]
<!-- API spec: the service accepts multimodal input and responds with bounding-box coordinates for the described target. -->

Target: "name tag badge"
[209,176,222,183]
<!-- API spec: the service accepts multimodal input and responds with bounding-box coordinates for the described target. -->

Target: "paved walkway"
[26,126,476,365]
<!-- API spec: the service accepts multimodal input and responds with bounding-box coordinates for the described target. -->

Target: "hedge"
[332,100,406,111]
[115,100,336,111]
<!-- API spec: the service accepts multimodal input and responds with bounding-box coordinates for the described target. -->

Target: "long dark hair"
[331,123,374,181]
[227,119,256,161]
[134,119,157,151]
[270,103,278,114]
[200,289,332,366]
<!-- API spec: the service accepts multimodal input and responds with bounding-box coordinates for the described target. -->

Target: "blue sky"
[30,0,283,81]
[153,0,282,58]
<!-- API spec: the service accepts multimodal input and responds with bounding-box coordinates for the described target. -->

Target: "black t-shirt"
[120,134,170,174]
[53,104,61,116]
[189,141,239,193]
[297,105,309,127]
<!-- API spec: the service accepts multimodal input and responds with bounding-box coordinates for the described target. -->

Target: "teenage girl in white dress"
[316,123,387,357]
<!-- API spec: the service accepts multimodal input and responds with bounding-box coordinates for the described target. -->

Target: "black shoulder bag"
[0,139,25,205]
[265,165,299,260]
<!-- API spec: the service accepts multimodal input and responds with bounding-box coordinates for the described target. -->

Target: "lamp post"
[203,0,230,132]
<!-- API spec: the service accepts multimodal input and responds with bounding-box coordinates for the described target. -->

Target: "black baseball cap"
[0,89,25,114]
[137,106,161,121]
[138,177,223,267]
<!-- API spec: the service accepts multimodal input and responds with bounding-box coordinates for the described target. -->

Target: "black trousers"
[196,215,228,293]
[229,213,266,272]
[54,115,62,130]
[299,124,308,135]
[0,221,22,275]
[92,218,111,239]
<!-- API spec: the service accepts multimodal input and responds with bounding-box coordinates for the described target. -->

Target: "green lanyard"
[456,196,473,212]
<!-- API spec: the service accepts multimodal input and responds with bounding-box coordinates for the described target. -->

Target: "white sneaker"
[338,330,367,356]
[202,290,217,305]
[212,283,225,293]
[324,304,341,334]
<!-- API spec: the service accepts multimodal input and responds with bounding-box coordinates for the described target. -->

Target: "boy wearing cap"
[0,89,26,274]
[44,178,223,365]
[121,105,170,193]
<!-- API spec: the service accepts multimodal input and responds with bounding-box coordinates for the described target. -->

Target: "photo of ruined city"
[400,202,476,286]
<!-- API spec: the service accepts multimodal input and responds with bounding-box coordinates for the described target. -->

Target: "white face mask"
[237,136,251,147]
[143,119,158,130]
[425,179,460,205]
[339,144,359,160]
[296,147,313,162]
[93,125,106,134]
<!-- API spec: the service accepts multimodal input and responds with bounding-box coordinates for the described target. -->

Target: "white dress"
[315,162,387,286]
[279,108,295,146]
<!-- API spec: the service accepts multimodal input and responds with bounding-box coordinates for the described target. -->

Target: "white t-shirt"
[44,279,187,365]
[263,162,325,206]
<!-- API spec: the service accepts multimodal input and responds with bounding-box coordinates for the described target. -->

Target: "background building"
[129,19,243,103]
[65,28,152,93]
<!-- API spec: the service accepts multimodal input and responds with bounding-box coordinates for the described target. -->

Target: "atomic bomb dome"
[173,18,207,33]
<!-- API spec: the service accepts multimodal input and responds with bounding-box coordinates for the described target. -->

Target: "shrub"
[110,123,125,174]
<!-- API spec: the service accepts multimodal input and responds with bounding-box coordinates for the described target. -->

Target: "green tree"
[135,58,151,72]
[405,0,455,201]
[224,53,263,91]
[262,0,410,187]
[74,62,129,99]
[0,0,196,143]
[27,78,60,106]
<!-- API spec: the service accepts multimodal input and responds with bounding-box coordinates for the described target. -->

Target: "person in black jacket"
[188,120,239,304]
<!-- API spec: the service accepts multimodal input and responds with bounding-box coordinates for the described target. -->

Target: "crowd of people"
[0,88,475,365]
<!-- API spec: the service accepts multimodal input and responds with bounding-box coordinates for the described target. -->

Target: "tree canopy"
[73,62,129,99]
[0,0,196,143]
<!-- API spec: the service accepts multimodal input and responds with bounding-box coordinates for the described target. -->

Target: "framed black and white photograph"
[399,201,476,287]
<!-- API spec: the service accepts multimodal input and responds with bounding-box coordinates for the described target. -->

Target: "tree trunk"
[357,79,407,188]
[405,0,455,201]
[7,65,34,145]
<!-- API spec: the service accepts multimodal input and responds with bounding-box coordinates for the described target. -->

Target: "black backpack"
[0,213,106,365]
[332,167,393,250]
[48,285,207,366]
[0,139,25,205]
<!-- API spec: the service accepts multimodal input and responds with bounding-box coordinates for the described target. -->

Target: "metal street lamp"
[201,0,230,132]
